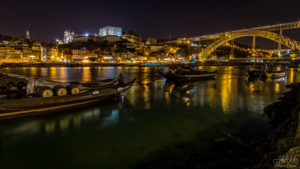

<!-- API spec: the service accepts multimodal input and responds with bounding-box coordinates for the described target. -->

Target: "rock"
[276,137,294,153]
[254,83,300,168]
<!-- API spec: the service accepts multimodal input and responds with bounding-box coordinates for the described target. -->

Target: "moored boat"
[160,67,217,83]
[265,71,286,79]
[247,67,286,79]
[0,73,135,119]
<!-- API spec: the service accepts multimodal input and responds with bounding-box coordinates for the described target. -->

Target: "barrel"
[36,86,54,98]
[67,85,80,95]
[53,85,68,96]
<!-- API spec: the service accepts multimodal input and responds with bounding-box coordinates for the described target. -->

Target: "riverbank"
[254,82,300,168]
[0,60,298,68]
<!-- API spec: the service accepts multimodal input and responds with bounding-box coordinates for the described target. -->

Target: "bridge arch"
[199,30,300,58]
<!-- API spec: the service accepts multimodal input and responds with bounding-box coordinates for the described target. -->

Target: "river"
[0,66,299,169]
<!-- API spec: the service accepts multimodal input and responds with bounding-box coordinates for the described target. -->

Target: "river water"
[0,66,299,169]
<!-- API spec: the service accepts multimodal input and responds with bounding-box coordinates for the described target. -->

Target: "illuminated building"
[146,38,157,45]
[22,46,32,60]
[68,47,98,63]
[149,45,164,53]
[32,42,43,61]
[64,30,75,44]
[26,30,30,40]
[0,46,24,63]
[99,26,122,37]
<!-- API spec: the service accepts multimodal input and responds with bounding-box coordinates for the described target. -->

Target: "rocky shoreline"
[255,82,300,168]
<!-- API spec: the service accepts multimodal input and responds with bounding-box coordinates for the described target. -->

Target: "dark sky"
[1,0,300,43]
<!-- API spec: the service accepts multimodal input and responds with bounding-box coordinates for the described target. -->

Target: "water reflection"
[102,109,119,128]
[0,66,299,169]
[220,67,233,113]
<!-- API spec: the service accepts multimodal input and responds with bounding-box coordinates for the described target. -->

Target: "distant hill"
[0,34,13,41]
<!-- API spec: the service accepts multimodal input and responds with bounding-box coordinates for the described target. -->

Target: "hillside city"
[0,26,279,65]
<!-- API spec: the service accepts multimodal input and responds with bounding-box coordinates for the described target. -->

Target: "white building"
[99,26,122,37]
[26,30,30,40]
[64,30,75,44]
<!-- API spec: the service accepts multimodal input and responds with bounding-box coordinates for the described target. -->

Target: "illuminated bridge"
[175,21,300,59]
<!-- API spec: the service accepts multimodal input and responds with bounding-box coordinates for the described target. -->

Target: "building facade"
[99,26,122,37]
[64,30,75,44]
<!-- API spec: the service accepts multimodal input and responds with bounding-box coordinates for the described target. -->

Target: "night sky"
[1,0,300,45]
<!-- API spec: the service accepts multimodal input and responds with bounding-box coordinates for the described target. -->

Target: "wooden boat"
[0,76,135,119]
[247,69,286,79]
[160,67,217,83]
[265,71,286,79]
[247,63,287,79]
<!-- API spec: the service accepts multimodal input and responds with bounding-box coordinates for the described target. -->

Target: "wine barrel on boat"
[53,85,68,96]
[36,86,54,98]
[0,77,136,119]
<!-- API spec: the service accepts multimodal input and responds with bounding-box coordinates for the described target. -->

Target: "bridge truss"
[199,30,300,58]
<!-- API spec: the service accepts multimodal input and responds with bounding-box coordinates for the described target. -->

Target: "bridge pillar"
[229,39,234,60]
[252,36,256,50]
[278,29,282,55]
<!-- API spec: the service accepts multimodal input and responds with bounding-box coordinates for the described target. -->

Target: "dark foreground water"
[0,66,299,169]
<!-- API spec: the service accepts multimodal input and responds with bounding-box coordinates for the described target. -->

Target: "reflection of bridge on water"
[169,21,300,60]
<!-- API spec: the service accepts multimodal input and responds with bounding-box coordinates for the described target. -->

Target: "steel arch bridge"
[199,30,300,58]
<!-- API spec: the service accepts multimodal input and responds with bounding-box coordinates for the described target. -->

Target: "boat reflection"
[0,102,131,143]
[101,109,119,128]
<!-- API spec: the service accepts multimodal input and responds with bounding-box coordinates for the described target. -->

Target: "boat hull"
[0,80,135,120]
[161,73,216,82]
[266,71,286,78]
[248,70,286,79]
[0,89,117,119]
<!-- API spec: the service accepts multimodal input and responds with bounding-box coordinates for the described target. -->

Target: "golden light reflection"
[163,82,175,104]
[41,68,47,77]
[59,118,70,130]
[45,122,56,133]
[143,85,150,109]
[82,67,91,82]
[274,83,280,93]
[249,83,255,93]
[275,67,281,71]
[183,97,190,107]
[207,84,216,107]
[49,67,57,81]
[249,81,263,93]
[59,67,67,82]
[73,116,82,127]
[164,91,170,103]
[30,67,37,77]
[221,67,233,113]
[143,67,150,73]
[289,68,294,84]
